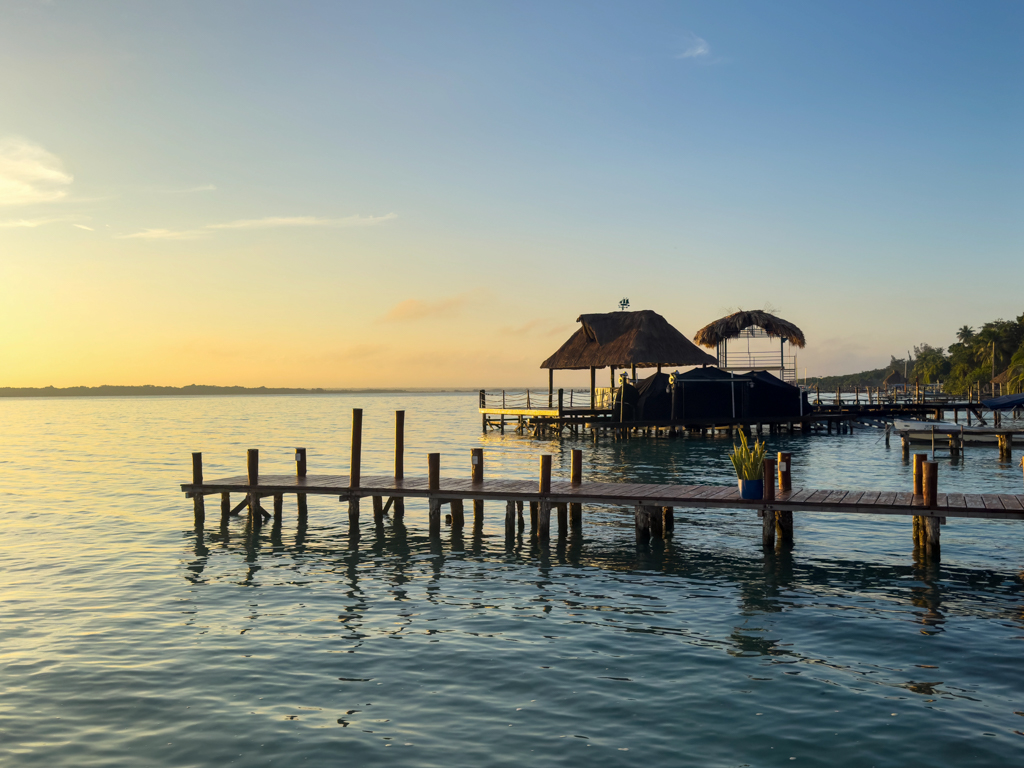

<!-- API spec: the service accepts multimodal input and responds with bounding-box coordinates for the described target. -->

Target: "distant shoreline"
[0,385,484,398]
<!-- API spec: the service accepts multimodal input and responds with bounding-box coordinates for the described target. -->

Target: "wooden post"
[505,499,516,537]
[530,501,538,535]
[192,452,205,527]
[556,502,568,536]
[538,500,551,540]
[923,461,937,509]
[776,508,793,546]
[777,452,792,492]
[762,508,776,550]
[570,448,583,530]
[450,499,465,529]
[913,453,925,495]
[763,458,776,502]
[590,367,596,409]
[273,493,283,523]
[539,454,551,494]
[428,453,440,491]
[428,498,442,536]
[372,495,384,523]
[247,449,260,522]
[901,434,910,460]
[471,447,484,525]
[548,369,554,407]
[925,515,941,559]
[295,447,306,477]
[662,506,674,534]
[220,492,230,521]
[350,408,362,489]
[394,411,405,479]
[634,505,650,543]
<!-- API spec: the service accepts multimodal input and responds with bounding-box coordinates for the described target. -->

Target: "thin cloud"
[0,137,73,206]
[74,224,94,231]
[116,228,207,240]
[208,213,397,230]
[0,214,89,228]
[382,293,471,323]
[676,33,710,59]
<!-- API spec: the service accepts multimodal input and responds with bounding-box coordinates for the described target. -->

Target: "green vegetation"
[813,311,1024,395]
[729,431,767,481]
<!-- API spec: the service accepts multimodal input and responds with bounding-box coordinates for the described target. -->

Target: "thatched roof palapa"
[693,310,806,349]
[541,310,717,370]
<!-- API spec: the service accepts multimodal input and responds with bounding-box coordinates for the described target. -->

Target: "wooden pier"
[183,409,1024,563]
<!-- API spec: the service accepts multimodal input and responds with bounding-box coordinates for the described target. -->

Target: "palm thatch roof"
[540,310,716,370]
[993,367,1011,385]
[693,310,806,348]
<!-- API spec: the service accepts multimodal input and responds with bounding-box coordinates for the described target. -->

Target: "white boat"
[892,418,1017,445]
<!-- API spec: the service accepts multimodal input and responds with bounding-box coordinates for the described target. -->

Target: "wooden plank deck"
[182,474,1024,522]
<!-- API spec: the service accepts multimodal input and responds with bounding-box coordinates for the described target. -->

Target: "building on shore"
[693,310,806,384]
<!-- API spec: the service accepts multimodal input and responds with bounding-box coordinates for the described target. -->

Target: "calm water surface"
[1,393,1023,767]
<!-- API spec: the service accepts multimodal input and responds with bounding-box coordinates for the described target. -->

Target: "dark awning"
[981,393,1024,410]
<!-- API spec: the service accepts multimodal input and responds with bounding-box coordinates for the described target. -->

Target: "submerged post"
[192,452,205,527]
[394,411,405,519]
[538,455,552,539]
[923,460,940,559]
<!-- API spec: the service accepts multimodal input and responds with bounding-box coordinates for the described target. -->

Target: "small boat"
[892,418,1018,445]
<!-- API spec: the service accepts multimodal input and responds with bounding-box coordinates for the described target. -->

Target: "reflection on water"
[1,393,1023,767]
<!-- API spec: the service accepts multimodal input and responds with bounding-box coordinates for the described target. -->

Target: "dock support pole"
[450,499,465,529]
[556,503,568,537]
[901,434,910,460]
[192,452,205,528]
[913,453,926,548]
[394,411,405,519]
[295,447,307,516]
[220,492,230,523]
[762,507,776,550]
[349,409,362,525]
[538,455,552,539]
[273,493,283,523]
[247,449,260,525]
[569,449,583,531]
[923,460,940,559]
[428,453,441,536]
[777,452,791,493]
[372,495,384,523]
[471,447,484,527]
[505,500,516,537]
[662,507,674,534]
[529,502,538,535]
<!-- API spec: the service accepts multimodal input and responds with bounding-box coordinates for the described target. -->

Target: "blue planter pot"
[737,479,764,500]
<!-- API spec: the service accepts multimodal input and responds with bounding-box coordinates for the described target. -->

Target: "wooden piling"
[220,492,230,522]
[556,502,568,536]
[450,499,465,529]
[777,452,792,492]
[295,447,306,477]
[762,507,776,549]
[247,449,260,522]
[505,499,516,537]
[395,411,405,479]
[349,408,364,490]
[273,493,283,523]
[428,452,440,491]
[538,500,551,540]
[372,495,384,523]
[192,452,205,527]
[913,453,925,495]
[763,458,776,502]
[529,501,539,535]
[901,434,910,460]
[662,506,674,534]
[923,461,937,510]
[471,447,484,525]
[925,515,941,559]
[539,454,551,494]
[570,449,583,530]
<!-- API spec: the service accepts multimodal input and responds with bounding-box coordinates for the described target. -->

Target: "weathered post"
[505,499,516,537]
[450,499,465,529]
[471,447,484,526]
[192,452,205,527]
[428,453,441,536]
[372,495,384,523]
[570,448,583,530]
[273,493,283,523]
[393,411,405,519]
[901,434,910,460]
[777,452,792,493]
[538,455,552,540]
[923,460,940,559]
[349,410,362,525]
[247,449,260,524]
[662,506,674,534]
[763,457,776,502]
[295,446,308,515]
[220,492,230,522]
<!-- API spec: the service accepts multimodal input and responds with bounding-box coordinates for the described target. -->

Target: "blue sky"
[0,1,1020,386]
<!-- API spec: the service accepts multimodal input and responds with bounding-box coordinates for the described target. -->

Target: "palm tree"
[956,325,975,344]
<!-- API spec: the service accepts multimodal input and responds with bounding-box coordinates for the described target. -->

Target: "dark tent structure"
[882,369,907,390]
[541,310,716,371]
[626,367,809,423]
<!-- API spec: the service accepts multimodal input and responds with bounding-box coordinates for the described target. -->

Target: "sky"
[1,0,1021,388]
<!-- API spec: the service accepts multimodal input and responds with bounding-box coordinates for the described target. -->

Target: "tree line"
[812,312,1024,395]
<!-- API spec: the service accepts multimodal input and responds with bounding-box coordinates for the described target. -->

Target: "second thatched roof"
[540,310,717,370]
[693,310,806,349]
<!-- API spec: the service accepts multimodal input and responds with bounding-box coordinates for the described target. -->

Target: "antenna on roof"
[618,298,630,311]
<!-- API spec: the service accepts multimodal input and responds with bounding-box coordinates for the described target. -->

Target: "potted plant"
[730,430,767,499]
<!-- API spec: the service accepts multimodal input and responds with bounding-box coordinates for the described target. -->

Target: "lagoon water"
[1,393,1023,767]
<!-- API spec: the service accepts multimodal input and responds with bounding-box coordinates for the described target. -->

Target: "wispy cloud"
[208,213,397,230]
[74,224,94,231]
[0,214,89,228]
[0,137,73,206]
[382,293,471,323]
[116,228,207,240]
[676,33,710,59]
